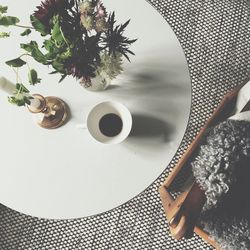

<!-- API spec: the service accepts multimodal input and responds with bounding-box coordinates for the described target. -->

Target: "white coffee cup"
[78,101,132,144]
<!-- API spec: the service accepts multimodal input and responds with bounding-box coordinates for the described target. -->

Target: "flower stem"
[26,55,31,72]
[14,24,34,29]
[19,53,32,59]
[12,67,20,84]
[60,27,70,48]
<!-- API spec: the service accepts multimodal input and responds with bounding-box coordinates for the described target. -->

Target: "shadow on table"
[129,113,174,142]
[105,45,190,154]
[106,64,189,98]
[104,46,190,119]
[104,44,190,95]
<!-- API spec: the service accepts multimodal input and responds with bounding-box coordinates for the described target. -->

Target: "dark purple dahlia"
[33,0,74,31]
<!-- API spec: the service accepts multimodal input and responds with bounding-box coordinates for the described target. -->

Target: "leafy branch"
[0,5,33,31]
[8,83,32,106]
[0,5,42,106]
[1,0,137,105]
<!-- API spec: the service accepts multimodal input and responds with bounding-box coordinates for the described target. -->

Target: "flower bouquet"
[0,0,137,105]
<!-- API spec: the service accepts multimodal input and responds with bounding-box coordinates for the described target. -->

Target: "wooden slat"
[159,80,250,249]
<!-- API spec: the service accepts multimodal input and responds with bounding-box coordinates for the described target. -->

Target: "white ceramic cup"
[81,101,133,144]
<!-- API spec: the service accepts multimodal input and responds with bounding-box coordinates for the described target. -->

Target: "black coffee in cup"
[99,113,123,137]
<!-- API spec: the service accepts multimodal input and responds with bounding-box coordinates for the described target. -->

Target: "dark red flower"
[33,0,66,30]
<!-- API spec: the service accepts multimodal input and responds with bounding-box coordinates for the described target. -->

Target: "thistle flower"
[96,1,107,18]
[79,1,94,14]
[95,17,108,33]
[80,52,123,89]
[95,52,123,80]
[103,12,137,61]
[80,15,94,31]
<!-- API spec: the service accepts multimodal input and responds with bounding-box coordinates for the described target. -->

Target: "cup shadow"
[128,113,174,142]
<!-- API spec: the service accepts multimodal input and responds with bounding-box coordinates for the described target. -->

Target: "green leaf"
[43,39,54,51]
[5,57,26,67]
[43,39,65,61]
[8,83,31,106]
[0,31,10,38]
[59,49,72,60]
[28,69,41,85]
[16,83,30,93]
[0,16,19,26]
[52,60,65,73]
[30,15,48,36]
[43,39,57,57]
[20,42,33,53]
[0,5,8,14]
[8,95,31,106]
[20,28,31,36]
[21,41,47,64]
[52,17,64,43]
[59,74,67,83]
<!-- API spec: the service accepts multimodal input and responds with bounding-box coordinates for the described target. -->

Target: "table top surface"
[0,0,191,219]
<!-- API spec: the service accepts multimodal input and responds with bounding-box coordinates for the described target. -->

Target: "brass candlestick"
[28,94,68,129]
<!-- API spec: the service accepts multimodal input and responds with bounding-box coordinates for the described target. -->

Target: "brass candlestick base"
[39,96,68,129]
[28,94,68,129]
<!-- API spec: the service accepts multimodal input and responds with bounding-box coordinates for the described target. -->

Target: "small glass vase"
[82,74,112,91]
[81,52,124,91]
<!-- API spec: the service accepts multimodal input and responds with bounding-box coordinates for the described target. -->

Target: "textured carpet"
[1,0,250,249]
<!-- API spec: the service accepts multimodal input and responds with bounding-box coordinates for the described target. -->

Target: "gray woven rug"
[1,0,250,249]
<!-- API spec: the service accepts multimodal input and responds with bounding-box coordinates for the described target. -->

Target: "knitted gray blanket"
[192,119,250,250]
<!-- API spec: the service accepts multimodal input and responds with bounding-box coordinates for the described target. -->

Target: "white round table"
[0,0,191,219]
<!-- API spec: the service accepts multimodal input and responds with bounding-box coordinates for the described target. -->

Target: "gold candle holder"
[28,94,68,129]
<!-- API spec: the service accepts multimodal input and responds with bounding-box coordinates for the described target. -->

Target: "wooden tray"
[159,81,250,250]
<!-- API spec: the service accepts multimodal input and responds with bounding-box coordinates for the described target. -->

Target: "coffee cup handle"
[76,123,87,129]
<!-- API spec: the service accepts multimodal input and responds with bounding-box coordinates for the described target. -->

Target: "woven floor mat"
[1,0,250,249]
